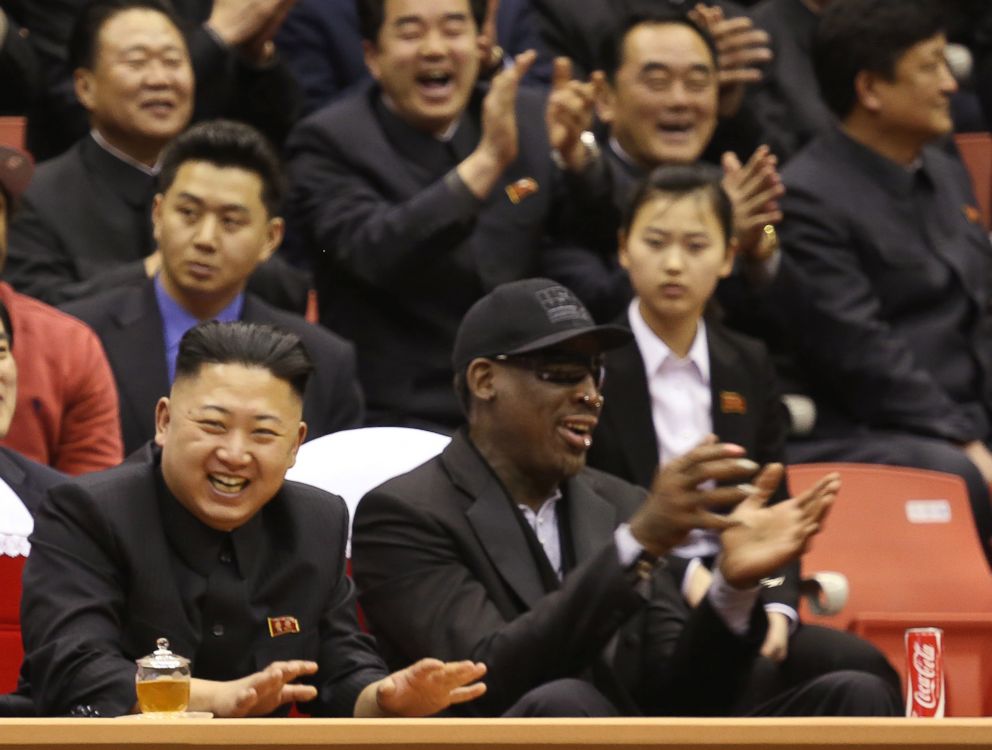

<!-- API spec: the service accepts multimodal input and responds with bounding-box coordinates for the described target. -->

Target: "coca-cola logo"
[912,643,939,709]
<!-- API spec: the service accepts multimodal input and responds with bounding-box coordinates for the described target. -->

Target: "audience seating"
[285,426,451,551]
[954,132,992,230]
[0,555,26,694]
[787,463,992,716]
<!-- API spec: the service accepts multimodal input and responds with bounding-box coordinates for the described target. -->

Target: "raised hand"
[366,659,487,717]
[545,57,604,171]
[690,4,772,117]
[458,50,536,198]
[718,465,839,589]
[476,0,503,75]
[721,146,784,260]
[629,435,760,557]
[207,0,296,63]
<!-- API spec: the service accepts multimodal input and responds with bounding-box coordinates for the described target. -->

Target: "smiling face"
[865,32,957,144]
[600,22,719,168]
[154,161,282,319]
[0,317,17,439]
[363,0,482,135]
[155,362,306,532]
[620,190,734,332]
[470,338,607,492]
[74,8,193,163]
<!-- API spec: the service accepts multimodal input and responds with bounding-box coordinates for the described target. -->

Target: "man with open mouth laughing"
[18,320,488,718]
[286,0,607,434]
[351,278,898,717]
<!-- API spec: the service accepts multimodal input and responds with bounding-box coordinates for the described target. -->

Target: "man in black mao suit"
[352,278,901,717]
[772,0,992,560]
[17,320,487,718]
[285,0,607,431]
[3,0,302,161]
[63,120,363,456]
[6,0,306,312]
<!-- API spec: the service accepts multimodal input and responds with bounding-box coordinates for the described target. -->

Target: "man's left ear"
[260,217,284,264]
[287,421,307,468]
[721,237,739,278]
[153,396,171,446]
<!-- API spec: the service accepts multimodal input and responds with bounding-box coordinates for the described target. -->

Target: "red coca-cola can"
[905,627,945,717]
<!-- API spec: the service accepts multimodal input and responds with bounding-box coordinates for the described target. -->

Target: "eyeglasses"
[493,353,606,389]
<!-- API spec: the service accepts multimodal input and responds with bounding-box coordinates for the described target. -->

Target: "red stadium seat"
[0,554,26,693]
[0,117,26,150]
[788,463,992,716]
[955,132,992,230]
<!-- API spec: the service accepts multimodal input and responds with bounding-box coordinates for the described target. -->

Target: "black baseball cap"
[452,278,632,371]
[0,146,33,201]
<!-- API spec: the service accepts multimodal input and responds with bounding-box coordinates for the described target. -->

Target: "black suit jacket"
[588,315,798,609]
[776,127,992,443]
[4,0,302,161]
[62,281,363,455]
[748,0,833,163]
[6,134,309,311]
[286,82,599,429]
[352,430,764,716]
[0,447,66,517]
[19,449,386,716]
[0,14,40,115]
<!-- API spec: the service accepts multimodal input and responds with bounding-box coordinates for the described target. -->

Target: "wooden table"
[2,718,992,750]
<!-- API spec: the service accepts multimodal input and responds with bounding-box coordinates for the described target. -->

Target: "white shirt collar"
[0,475,32,557]
[627,299,710,384]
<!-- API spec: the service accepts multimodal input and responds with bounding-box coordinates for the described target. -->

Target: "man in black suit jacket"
[773,0,992,560]
[285,0,606,431]
[352,278,900,717]
[17,320,487,717]
[63,120,363,456]
[6,0,307,312]
[4,0,302,161]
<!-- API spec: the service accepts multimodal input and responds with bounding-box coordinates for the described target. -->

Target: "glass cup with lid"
[135,638,191,715]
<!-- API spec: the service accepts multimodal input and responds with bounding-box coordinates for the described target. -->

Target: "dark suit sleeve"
[352,488,648,714]
[20,483,140,716]
[638,584,766,716]
[0,13,40,114]
[749,344,800,612]
[185,26,302,149]
[286,118,483,291]
[777,182,981,443]
[304,492,389,716]
[273,0,369,115]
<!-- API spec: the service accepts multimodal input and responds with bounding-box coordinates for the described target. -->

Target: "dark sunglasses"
[493,353,606,389]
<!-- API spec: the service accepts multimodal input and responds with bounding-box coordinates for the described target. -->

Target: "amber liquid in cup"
[136,677,190,714]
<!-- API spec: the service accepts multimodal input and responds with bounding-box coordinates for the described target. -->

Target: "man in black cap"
[351,277,902,718]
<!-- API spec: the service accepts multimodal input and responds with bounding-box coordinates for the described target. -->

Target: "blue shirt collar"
[154,275,244,383]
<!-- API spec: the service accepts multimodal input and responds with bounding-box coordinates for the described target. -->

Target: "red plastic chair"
[788,463,992,716]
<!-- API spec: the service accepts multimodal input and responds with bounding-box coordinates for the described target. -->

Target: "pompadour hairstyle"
[175,321,314,400]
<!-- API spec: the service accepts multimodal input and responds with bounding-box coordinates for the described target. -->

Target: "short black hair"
[814,0,945,119]
[158,120,287,217]
[175,321,314,401]
[601,7,718,83]
[0,296,13,351]
[68,0,185,71]
[356,0,486,43]
[621,163,734,244]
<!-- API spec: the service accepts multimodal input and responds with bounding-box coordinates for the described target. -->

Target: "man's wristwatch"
[551,130,600,171]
